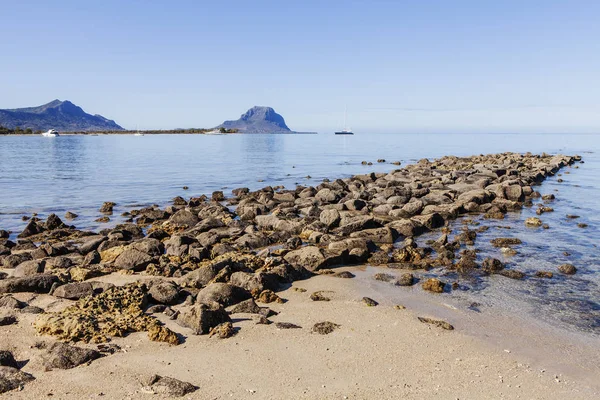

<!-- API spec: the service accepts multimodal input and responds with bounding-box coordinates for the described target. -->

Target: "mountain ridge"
[0,100,124,131]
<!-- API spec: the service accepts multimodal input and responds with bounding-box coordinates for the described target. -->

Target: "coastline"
[1,151,598,398]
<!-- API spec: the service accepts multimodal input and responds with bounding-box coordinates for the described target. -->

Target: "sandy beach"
[2,270,598,399]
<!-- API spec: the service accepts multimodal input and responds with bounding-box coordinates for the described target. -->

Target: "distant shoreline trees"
[0,126,239,135]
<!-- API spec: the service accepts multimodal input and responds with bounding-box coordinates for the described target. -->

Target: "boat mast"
[344,104,347,130]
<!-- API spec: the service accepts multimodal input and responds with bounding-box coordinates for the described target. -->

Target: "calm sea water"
[1,133,599,333]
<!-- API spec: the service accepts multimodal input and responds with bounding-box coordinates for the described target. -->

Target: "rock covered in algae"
[34,283,180,345]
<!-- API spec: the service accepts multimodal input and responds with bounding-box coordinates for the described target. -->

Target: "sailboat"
[134,125,144,136]
[335,105,354,135]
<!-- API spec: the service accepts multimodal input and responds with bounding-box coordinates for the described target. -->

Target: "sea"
[0,133,599,336]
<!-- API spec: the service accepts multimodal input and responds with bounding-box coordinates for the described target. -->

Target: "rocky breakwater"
[0,152,581,394]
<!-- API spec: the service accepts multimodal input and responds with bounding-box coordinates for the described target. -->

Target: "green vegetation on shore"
[0,125,42,135]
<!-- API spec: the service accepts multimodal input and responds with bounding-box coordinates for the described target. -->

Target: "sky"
[1,0,599,133]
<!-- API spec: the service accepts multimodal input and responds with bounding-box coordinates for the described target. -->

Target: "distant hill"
[217,106,292,133]
[0,100,124,132]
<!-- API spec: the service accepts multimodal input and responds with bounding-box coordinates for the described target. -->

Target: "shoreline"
[1,151,597,398]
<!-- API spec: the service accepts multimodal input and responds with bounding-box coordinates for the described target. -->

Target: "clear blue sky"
[1,0,599,133]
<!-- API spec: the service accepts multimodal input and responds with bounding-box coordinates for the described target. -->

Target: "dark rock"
[114,249,153,271]
[17,220,44,238]
[362,297,378,306]
[99,202,115,213]
[0,274,59,294]
[0,351,18,368]
[149,281,180,305]
[53,282,94,300]
[0,316,17,326]
[535,271,553,279]
[275,322,302,329]
[395,273,415,286]
[490,238,522,247]
[42,342,101,370]
[0,366,35,394]
[229,298,262,314]
[373,273,395,282]
[283,246,326,271]
[312,321,340,335]
[45,214,66,230]
[499,270,525,279]
[142,375,198,397]
[482,258,504,274]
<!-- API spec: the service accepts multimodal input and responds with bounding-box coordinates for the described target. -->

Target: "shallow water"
[1,132,599,334]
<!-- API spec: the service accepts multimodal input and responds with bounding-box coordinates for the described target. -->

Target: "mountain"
[217,106,292,133]
[0,100,124,131]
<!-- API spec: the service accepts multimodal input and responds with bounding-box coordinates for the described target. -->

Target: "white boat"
[205,129,224,135]
[42,129,59,137]
[134,132,144,136]
[335,105,354,135]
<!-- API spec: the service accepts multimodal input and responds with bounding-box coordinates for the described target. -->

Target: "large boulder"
[176,302,231,335]
[2,253,32,269]
[195,283,250,307]
[0,274,59,294]
[42,342,101,370]
[319,209,341,228]
[113,249,153,271]
[349,227,397,244]
[17,220,44,238]
[13,260,45,277]
[148,281,180,305]
[229,272,265,294]
[53,282,94,300]
[168,210,199,227]
[283,246,326,271]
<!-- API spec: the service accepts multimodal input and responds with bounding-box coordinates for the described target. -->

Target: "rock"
[0,231,9,239]
[482,258,504,274]
[319,209,341,228]
[53,282,94,300]
[21,305,44,314]
[499,270,525,279]
[168,209,199,227]
[283,246,326,271]
[149,281,180,305]
[0,296,25,309]
[0,366,35,394]
[114,248,153,271]
[256,289,284,304]
[35,284,180,345]
[2,253,32,269]
[0,351,18,369]
[312,321,340,335]
[229,298,262,314]
[65,211,78,219]
[558,264,577,275]
[373,273,395,282]
[176,302,231,335]
[42,342,101,370]
[310,291,331,301]
[229,272,265,294]
[17,220,44,238]
[45,213,66,230]
[350,227,397,244]
[362,297,378,306]
[418,317,454,330]
[0,274,59,294]
[196,283,250,307]
[525,217,543,227]
[99,202,115,213]
[332,271,355,278]
[275,322,301,329]
[504,185,524,201]
[490,238,522,247]
[142,375,198,397]
[13,260,45,277]
[0,316,17,326]
[395,273,415,286]
[208,321,235,338]
[535,271,553,279]
[422,278,445,293]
